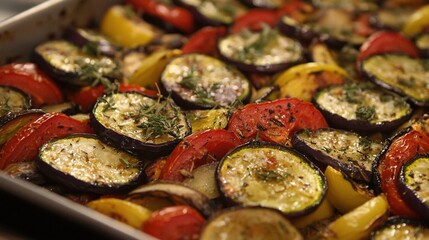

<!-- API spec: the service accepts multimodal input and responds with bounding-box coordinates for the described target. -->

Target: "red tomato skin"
[181,26,227,56]
[378,130,429,218]
[69,84,158,112]
[0,112,94,169]
[0,63,63,107]
[227,98,328,145]
[358,31,420,63]
[230,9,279,33]
[142,205,205,240]
[159,129,241,182]
[127,0,195,33]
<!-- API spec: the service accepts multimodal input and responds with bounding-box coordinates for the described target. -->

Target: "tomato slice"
[377,130,429,218]
[357,31,419,63]
[159,129,241,182]
[0,63,63,107]
[227,98,328,145]
[127,0,195,34]
[142,205,205,240]
[68,84,158,112]
[0,113,94,169]
[230,9,279,33]
[181,26,227,56]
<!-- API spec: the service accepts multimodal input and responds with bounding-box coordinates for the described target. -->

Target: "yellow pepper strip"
[127,49,182,89]
[324,195,389,240]
[292,196,335,229]
[87,198,152,229]
[100,5,158,48]
[402,5,429,37]
[325,166,373,214]
[274,62,349,101]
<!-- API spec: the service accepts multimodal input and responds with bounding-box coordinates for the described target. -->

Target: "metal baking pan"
[0,1,155,239]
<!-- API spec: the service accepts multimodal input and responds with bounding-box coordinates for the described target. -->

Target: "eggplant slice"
[217,142,326,217]
[174,0,247,26]
[240,0,286,9]
[0,85,32,117]
[127,181,215,218]
[33,40,120,86]
[370,216,429,240]
[37,134,145,194]
[218,26,304,73]
[398,155,429,220]
[0,109,45,146]
[64,27,119,57]
[200,207,303,240]
[160,53,251,109]
[91,92,191,156]
[313,82,413,134]
[292,128,384,183]
[361,54,429,106]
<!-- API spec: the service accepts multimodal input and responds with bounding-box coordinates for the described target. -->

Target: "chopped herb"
[255,169,289,181]
[239,24,278,61]
[119,158,139,169]
[180,65,199,89]
[359,137,372,149]
[355,105,375,121]
[82,41,101,56]
[75,58,120,93]
[98,97,116,112]
[379,93,394,102]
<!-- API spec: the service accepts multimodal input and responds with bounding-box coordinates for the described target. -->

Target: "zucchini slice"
[371,216,429,240]
[160,53,251,109]
[217,142,326,217]
[91,92,190,156]
[293,128,384,183]
[37,134,144,194]
[314,82,412,133]
[176,0,247,26]
[200,207,303,240]
[218,26,304,73]
[361,54,429,106]
[33,40,120,86]
[0,85,31,117]
[398,155,429,219]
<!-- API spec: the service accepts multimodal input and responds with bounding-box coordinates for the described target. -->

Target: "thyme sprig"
[137,98,184,140]
[239,24,278,61]
[75,58,120,93]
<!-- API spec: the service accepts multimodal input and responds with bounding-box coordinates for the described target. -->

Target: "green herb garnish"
[255,169,289,181]
[355,105,375,121]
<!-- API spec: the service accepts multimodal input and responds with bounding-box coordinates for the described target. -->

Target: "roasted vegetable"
[217,142,327,217]
[0,85,31,117]
[371,216,429,239]
[0,109,44,146]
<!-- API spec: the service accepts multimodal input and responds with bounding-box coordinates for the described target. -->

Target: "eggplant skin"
[37,134,145,194]
[200,206,303,240]
[371,216,429,239]
[398,155,429,220]
[216,141,327,218]
[0,109,45,146]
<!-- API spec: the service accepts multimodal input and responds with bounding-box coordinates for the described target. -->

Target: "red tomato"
[0,63,63,107]
[357,31,419,63]
[159,129,241,182]
[377,130,429,218]
[69,84,158,112]
[127,0,195,33]
[0,113,94,169]
[181,26,227,56]
[230,9,279,33]
[227,98,328,145]
[142,205,205,240]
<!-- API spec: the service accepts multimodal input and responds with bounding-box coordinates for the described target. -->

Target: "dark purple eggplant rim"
[90,91,192,156]
[63,27,119,57]
[0,108,44,128]
[159,53,252,110]
[312,84,413,134]
[127,181,215,218]
[370,215,429,239]
[0,85,33,111]
[216,140,327,218]
[397,154,429,220]
[292,127,379,183]
[217,32,306,74]
[200,205,299,239]
[359,53,429,107]
[36,133,146,195]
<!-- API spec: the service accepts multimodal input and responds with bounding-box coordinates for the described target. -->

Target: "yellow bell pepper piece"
[402,5,429,37]
[324,195,389,240]
[87,198,152,229]
[325,166,373,214]
[100,5,157,48]
[127,49,182,89]
[292,196,335,229]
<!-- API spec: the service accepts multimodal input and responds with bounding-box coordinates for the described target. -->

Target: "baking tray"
[0,1,155,239]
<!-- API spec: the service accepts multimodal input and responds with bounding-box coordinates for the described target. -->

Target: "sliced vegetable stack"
[2,0,429,239]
